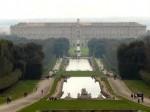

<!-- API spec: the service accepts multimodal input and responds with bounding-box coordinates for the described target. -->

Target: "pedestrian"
[35,87,37,91]
[114,75,117,80]
[41,89,44,95]
[133,93,136,99]
[141,93,144,102]
[131,93,133,99]
[141,96,144,102]
[6,96,11,104]
[24,92,28,97]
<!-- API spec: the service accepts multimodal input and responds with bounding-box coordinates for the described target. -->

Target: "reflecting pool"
[61,77,101,98]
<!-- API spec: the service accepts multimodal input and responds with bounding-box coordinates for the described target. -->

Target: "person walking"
[41,89,44,95]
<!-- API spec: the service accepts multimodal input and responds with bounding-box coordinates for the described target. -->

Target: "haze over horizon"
[0,0,150,30]
[0,0,150,19]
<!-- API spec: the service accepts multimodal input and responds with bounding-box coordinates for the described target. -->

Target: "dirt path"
[0,78,54,112]
[53,58,62,71]
[0,58,63,112]
[108,77,150,107]
[95,59,150,107]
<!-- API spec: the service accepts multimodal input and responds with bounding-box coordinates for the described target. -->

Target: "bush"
[0,69,22,90]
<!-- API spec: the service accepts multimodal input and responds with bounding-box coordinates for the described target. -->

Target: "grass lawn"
[19,99,150,112]
[0,80,38,104]
[61,71,94,77]
[56,71,105,77]
[43,56,57,76]
[68,47,76,56]
[124,80,150,97]
[49,78,60,96]
[69,47,89,56]
[81,47,89,56]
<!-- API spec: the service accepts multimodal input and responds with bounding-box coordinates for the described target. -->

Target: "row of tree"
[88,38,134,73]
[117,41,145,79]
[88,39,105,58]
[117,35,150,82]
[0,36,70,67]
[88,37,150,81]
[0,39,44,80]
[0,36,70,90]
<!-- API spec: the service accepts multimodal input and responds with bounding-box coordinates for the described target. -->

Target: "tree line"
[88,39,105,58]
[88,36,150,84]
[0,36,70,90]
[0,40,44,90]
[117,35,150,83]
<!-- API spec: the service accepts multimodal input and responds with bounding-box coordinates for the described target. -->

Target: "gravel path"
[0,58,63,112]
[108,77,150,107]
[0,78,54,112]
[95,59,150,107]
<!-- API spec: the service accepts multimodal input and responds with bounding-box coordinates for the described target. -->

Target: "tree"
[88,39,105,58]
[53,38,69,57]
[117,41,146,79]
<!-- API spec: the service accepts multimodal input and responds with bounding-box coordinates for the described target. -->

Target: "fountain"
[77,88,91,99]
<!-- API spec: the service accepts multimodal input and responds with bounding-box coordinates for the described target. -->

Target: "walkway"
[0,58,62,112]
[95,59,150,107]
[53,58,62,71]
[0,78,54,112]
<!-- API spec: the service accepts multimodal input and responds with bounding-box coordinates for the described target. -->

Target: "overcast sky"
[0,0,149,20]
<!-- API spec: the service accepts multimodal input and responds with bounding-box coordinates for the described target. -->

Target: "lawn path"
[0,78,54,112]
[0,58,62,112]
[95,59,150,107]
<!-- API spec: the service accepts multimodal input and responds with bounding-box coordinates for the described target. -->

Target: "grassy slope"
[0,70,22,90]
[18,57,150,112]
[57,71,95,77]
[69,47,89,57]
[81,47,89,56]
[68,47,76,56]
[124,80,150,97]
[0,80,38,104]
[19,99,150,112]
[0,57,56,105]
[43,56,57,76]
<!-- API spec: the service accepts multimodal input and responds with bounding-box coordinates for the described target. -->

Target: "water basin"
[61,77,101,98]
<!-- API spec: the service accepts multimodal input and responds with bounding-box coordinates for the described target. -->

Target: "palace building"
[10,19,146,40]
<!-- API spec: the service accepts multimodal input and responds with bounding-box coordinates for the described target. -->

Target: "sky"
[0,0,150,20]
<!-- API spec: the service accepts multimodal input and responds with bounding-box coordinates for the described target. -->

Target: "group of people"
[48,97,58,101]
[6,96,12,104]
[6,88,45,104]
[131,93,144,103]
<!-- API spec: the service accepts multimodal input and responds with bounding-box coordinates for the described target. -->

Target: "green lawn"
[60,71,94,77]
[68,47,76,56]
[81,47,89,56]
[0,80,38,104]
[54,58,105,78]
[43,56,57,76]
[19,99,150,112]
[124,80,150,97]
[49,78,60,96]
[56,71,105,77]
[69,47,89,56]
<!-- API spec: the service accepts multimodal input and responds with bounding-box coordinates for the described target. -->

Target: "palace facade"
[10,20,146,40]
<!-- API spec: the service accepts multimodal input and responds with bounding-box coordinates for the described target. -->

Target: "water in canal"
[61,58,102,98]
[66,59,93,71]
[61,77,101,98]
